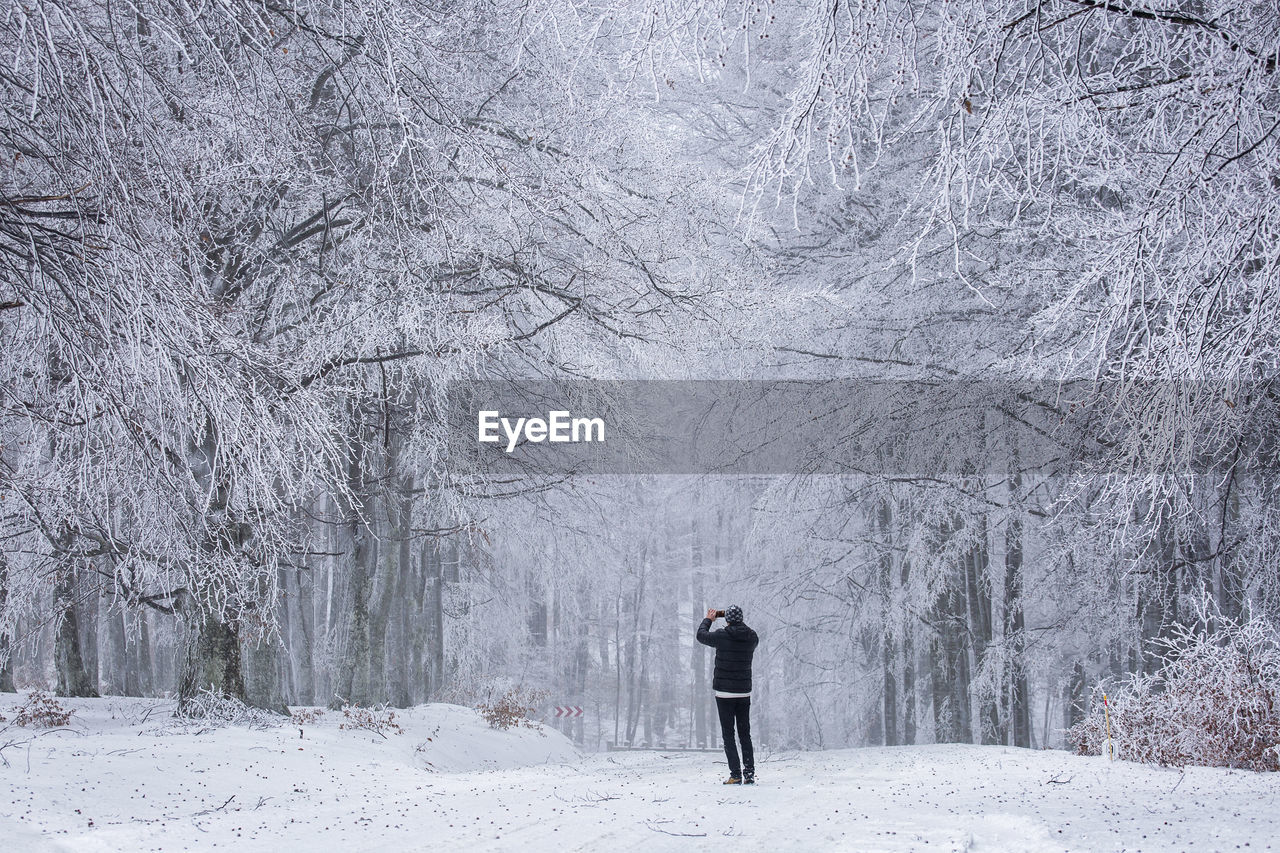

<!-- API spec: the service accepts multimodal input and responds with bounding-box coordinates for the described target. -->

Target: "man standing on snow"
[697,605,759,784]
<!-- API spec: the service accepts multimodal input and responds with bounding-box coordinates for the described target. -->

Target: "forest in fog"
[2,0,1279,754]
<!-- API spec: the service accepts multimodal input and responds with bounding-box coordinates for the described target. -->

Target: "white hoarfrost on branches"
[0,0,761,697]
[1,0,1277,785]
[1069,597,1280,770]
[170,687,283,731]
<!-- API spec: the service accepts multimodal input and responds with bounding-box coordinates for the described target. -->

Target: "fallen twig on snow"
[645,820,706,837]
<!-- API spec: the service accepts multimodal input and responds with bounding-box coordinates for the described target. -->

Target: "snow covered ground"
[1,696,1276,852]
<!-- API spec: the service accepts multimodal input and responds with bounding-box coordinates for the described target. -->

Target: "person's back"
[696,605,759,783]
[701,619,758,694]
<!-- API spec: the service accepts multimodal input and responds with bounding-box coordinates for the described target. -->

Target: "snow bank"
[0,694,578,851]
[4,695,1279,852]
[0,694,578,775]
[401,702,578,772]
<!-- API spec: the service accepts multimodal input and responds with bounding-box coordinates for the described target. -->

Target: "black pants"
[715,696,753,777]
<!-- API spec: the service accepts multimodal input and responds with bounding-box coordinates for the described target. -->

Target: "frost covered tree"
[2,0,1276,758]
[0,0,752,708]
[709,0,1280,746]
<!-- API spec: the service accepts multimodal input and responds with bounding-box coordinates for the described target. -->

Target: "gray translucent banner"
[443,380,1275,476]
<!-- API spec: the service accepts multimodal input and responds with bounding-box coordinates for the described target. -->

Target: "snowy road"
[1,698,1277,852]
[270,745,1277,853]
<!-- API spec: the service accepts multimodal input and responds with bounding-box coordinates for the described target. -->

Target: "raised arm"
[696,608,722,647]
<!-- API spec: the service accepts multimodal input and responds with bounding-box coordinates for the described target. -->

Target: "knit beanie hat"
[725,605,744,625]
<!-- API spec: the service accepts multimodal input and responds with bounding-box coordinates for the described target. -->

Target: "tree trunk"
[878,499,898,746]
[929,626,948,741]
[286,567,314,703]
[177,417,261,710]
[691,518,707,747]
[902,619,916,745]
[102,596,128,696]
[930,567,971,743]
[1064,661,1088,733]
[78,573,99,692]
[132,608,154,696]
[331,435,375,708]
[313,496,336,705]
[0,551,16,692]
[242,626,288,714]
[179,606,245,707]
[388,518,413,709]
[705,508,723,747]
[613,591,622,745]
[241,567,288,713]
[882,632,898,746]
[0,642,14,692]
[624,552,647,744]
[364,505,397,706]
[963,523,999,744]
[624,631,640,745]
[425,539,446,699]
[331,527,372,707]
[1216,469,1244,621]
[54,570,98,698]
[1004,507,1031,748]
[901,548,917,745]
[404,542,425,705]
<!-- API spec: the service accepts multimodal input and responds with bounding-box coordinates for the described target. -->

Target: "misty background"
[2,0,1278,753]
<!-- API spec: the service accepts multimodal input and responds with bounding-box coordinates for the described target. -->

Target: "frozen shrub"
[14,690,72,728]
[1068,603,1280,771]
[170,688,282,731]
[476,685,548,731]
[290,707,325,726]
[339,703,403,737]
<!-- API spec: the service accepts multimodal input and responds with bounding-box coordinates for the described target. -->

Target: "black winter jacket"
[696,618,759,693]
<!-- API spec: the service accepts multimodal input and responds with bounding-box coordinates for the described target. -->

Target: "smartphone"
[714,610,726,618]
